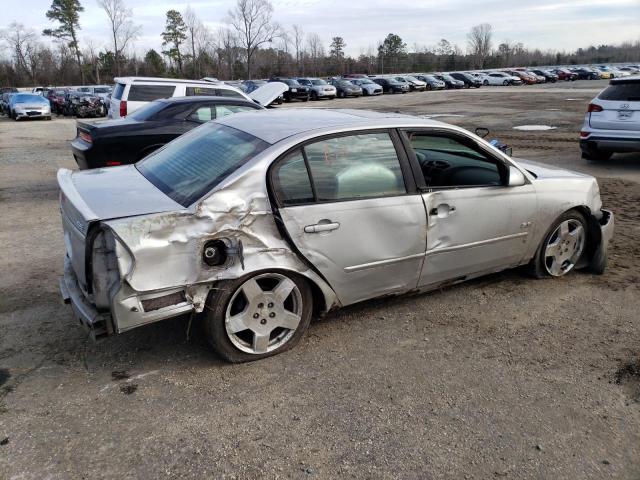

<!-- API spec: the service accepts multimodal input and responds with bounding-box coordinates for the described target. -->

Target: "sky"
[2,0,639,57]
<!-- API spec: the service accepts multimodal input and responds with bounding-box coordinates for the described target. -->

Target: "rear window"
[112,83,125,100]
[128,84,175,102]
[186,86,243,98]
[137,123,269,207]
[128,100,167,120]
[599,84,640,102]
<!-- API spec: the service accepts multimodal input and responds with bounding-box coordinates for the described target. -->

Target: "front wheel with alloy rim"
[204,272,312,362]
[531,211,587,278]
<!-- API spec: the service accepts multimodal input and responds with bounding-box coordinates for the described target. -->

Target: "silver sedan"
[58,109,614,362]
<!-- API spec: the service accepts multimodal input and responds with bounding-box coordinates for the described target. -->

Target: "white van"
[108,77,286,119]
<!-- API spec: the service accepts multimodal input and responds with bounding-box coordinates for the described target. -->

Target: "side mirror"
[508,166,526,187]
[475,127,489,138]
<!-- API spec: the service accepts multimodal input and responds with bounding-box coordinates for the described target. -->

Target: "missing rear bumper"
[60,256,113,340]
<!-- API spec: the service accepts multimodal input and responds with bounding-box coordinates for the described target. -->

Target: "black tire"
[530,210,587,279]
[302,96,309,102]
[204,271,313,363]
[426,84,432,91]
[311,92,318,101]
[583,149,613,161]
[483,80,489,86]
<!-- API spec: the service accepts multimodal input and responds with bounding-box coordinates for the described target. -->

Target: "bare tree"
[183,6,203,77]
[1,22,41,85]
[83,38,101,83]
[228,0,280,78]
[467,23,493,69]
[306,32,323,76]
[291,24,304,75]
[217,27,239,79]
[97,0,141,76]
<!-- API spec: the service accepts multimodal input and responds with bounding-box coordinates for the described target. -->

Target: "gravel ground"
[0,80,639,479]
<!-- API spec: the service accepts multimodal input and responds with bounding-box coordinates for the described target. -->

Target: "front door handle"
[304,221,340,233]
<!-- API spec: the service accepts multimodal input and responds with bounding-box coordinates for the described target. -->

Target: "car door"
[401,129,537,288]
[273,130,428,306]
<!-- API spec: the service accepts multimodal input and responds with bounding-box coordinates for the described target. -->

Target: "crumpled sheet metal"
[105,158,338,313]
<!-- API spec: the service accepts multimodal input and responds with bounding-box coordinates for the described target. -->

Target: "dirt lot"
[1,80,639,479]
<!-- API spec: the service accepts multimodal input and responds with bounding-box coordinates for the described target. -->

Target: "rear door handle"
[429,205,456,216]
[304,222,340,233]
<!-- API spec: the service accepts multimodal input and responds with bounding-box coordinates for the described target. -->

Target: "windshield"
[311,79,327,85]
[355,79,373,85]
[14,94,47,104]
[442,75,455,81]
[137,123,269,207]
[284,79,301,86]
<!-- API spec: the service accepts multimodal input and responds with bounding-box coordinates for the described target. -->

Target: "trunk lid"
[247,81,288,106]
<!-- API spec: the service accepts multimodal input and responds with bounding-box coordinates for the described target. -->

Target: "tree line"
[1,0,639,87]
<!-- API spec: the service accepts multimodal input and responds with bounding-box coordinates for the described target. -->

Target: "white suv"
[108,77,284,119]
[580,76,640,160]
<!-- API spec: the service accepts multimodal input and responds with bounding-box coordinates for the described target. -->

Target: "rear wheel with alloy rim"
[205,272,312,362]
[531,211,587,278]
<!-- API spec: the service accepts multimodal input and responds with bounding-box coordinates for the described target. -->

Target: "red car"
[505,70,537,85]
[553,68,578,81]
[47,89,68,114]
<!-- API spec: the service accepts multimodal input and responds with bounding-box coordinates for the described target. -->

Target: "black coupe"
[71,96,263,169]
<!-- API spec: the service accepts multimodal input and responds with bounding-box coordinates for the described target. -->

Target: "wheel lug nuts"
[268,302,274,308]
[253,313,259,319]
[269,312,275,318]
[258,303,264,308]
[260,319,267,325]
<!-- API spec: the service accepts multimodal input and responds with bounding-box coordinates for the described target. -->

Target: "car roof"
[113,76,234,87]
[215,108,443,144]
[156,96,258,106]
[610,75,640,84]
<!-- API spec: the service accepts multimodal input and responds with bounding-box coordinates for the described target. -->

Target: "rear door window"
[112,83,126,100]
[185,86,219,96]
[599,84,640,102]
[303,133,406,201]
[128,84,176,102]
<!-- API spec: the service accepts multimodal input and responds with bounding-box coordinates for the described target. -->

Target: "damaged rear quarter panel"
[104,151,337,314]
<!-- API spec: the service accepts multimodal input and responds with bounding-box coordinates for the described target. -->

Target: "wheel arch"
[531,205,601,268]
[208,266,337,318]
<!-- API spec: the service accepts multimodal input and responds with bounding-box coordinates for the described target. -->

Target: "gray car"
[58,109,613,362]
[348,78,383,96]
[296,77,337,100]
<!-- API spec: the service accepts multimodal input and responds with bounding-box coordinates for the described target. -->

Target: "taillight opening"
[78,130,92,144]
[588,103,603,113]
[579,131,590,138]
[119,100,127,117]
